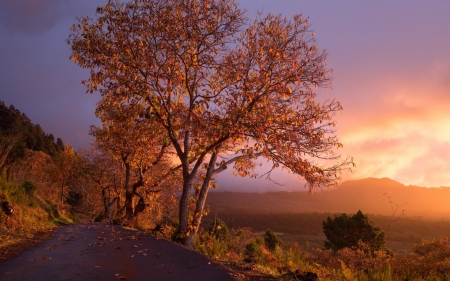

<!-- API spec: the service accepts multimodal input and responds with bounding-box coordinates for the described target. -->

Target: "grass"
[192,218,450,281]
[0,173,66,259]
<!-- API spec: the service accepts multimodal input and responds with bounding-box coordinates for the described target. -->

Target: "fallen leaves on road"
[115,273,127,279]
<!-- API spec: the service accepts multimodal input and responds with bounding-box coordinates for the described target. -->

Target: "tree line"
[0,101,65,169]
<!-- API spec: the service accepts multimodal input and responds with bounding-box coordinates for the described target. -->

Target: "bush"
[323,210,386,252]
[263,228,283,251]
[195,233,229,259]
[244,239,264,262]
[208,217,229,240]
[22,180,37,195]
[392,237,450,279]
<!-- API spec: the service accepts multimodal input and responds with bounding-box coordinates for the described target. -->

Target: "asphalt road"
[0,223,239,281]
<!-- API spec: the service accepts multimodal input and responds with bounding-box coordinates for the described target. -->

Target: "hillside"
[206,177,450,219]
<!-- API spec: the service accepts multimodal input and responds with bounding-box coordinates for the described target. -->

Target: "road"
[0,223,240,281]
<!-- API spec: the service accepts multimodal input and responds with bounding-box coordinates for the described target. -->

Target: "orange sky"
[223,1,450,190]
[337,60,450,187]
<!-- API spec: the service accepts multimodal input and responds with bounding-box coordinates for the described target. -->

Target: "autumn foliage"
[68,0,353,247]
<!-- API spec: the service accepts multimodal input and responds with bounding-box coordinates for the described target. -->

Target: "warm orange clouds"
[338,59,450,187]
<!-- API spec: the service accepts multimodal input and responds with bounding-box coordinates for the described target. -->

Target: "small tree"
[322,210,386,252]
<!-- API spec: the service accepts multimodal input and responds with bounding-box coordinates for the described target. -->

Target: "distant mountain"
[206,177,450,219]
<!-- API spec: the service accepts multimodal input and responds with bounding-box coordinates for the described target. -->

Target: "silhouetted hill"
[206,178,450,219]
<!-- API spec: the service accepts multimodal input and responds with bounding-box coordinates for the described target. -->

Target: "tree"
[48,144,79,206]
[0,134,21,172]
[90,100,177,220]
[322,210,386,252]
[68,0,353,248]
[81,142,124,221]
[56,138,65,153]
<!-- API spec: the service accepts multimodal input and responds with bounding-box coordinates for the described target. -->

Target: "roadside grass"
[192,221,450,281]
[0,174,64,258]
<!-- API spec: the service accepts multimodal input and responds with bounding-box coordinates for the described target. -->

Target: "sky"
[1,0,450,191]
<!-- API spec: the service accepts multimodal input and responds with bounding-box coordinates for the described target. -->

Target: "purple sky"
[1,0,450,191]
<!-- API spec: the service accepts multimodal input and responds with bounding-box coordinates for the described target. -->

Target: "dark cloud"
[0,0,64,34]
[0,0,106,35]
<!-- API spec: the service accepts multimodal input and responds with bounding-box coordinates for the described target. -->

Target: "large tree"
[68,0,353,247]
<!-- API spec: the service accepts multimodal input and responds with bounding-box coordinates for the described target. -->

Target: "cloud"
[0,0,104,35]
[338,59,450,187]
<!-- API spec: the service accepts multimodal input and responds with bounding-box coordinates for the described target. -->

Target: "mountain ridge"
[207,177,450,219]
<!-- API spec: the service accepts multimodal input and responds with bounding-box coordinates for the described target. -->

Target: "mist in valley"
[204,177,450,253]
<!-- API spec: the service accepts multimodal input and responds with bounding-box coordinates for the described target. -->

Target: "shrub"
[22,180,37,195]
[195,232,228,259]
[244,239,264,262]
[263,228,283,251]
[392,237,450,279]
[208,217,229,240]
[310,241,392,280]
[226,227,258,254]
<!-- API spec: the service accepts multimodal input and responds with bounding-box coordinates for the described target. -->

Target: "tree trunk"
[102,189,117,222]
[60,184,64,206]
[185,152,218,247]
[124,163,134,220]
[179,176,194,247]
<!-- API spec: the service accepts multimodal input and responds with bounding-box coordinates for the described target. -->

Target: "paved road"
[0,223,239,281]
